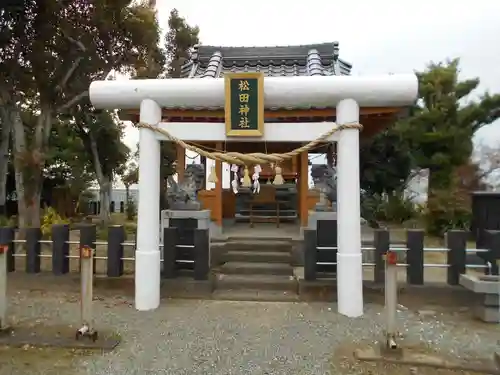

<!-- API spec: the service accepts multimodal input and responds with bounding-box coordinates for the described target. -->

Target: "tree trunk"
[124,184,134,220]
[0,108,13,216]
[427,167,453,201]
[98,178,111,225]
[11,109,46,228]
[125,185,130,206]
[159,147,168,211]
[88,131,111,226]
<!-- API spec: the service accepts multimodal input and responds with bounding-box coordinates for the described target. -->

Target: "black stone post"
[107,225,125,277]
[163,227,177,279]
[193,229,209,280]
[110,201,115,213]
[120,201,124,213]
[91,202,97,215]
[316,220,337,274]
[51,224,70,275]
[26,227,42,273]
[446,230,467,285]
[0,227,15,272]
[79,225,97,273]
[303,229,317,281]
[406,230,424,285]
[374,229,390,284]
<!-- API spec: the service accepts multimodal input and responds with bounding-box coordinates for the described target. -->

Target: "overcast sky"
[122,0,500,151]
[117,0,500,189]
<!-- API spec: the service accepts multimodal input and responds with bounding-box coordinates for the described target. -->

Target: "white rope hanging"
[252,164,261,194]
[231,164,239,194]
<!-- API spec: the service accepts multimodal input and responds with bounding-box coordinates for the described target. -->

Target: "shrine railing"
[0,225,210,280]
[303,228,499,284]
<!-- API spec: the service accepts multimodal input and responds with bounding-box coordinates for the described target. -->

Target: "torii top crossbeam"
[90,74,417,111]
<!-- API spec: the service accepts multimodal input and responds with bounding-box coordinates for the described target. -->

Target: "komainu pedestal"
[460,274,500,323]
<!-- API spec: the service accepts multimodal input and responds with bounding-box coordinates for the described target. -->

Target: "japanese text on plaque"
[237,80,251,128]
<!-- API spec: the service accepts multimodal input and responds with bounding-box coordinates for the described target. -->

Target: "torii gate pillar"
[336,98,363,317]
[135,99,162,311]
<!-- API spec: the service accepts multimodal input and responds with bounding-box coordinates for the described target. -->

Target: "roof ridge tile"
[180,42,351,79]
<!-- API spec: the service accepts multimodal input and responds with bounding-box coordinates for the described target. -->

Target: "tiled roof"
[180,42,352,79]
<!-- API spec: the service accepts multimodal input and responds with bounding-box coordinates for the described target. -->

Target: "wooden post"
[215,142,223,227]
[107,225,125,277]
[52,224,70,275]
[406,230,424,285]
[26,228,42,274]
[303,229,317,281]
[0,230,9,330]
[163,227,177,279]
[176,143,186,183]
[374,229,390,284]
[446,230,467,285]
[299,149,309,227]
[200,155,207,189]
[193,229,209,280]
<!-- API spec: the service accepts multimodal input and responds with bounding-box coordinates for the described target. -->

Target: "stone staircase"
[212,239,299,302]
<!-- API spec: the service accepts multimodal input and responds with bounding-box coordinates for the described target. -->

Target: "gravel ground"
[1,290,499,375]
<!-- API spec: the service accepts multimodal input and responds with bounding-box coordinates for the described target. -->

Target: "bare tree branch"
[65,35,87,52]
[57,53,129,113]
[56,35,88,91]
[57,56,84,91]
[57,90,89,112]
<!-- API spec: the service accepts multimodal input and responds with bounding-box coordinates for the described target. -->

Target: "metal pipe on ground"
[76,244,98,342]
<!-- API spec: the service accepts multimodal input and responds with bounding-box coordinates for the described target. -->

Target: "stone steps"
[234,214,298,221]
[220,251,292,263]
[213,239,298,302]
[219,261,293,276]
[215,274,297,292]
[223,240,294,253]
[212,289,299,302]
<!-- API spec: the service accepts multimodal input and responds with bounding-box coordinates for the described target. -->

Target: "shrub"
[361,190,419,227]
[0,215,16,227]
[381,192,418,224]
[41,207,69,238]
[125,197,137,221]
[360,193,384,228]
[97,226,109,240]
[423,190,471,236]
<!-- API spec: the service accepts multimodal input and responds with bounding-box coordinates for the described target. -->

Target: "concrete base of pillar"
[337,252,363,317]
[478,293,500,322]
[304,211,374,263]
[135,249,161,311]
[306,210,368,229]
[474,305,500,323]
[459,274,500,323]
[210,221,223,238]
[307,210,338,229]
[160,209,212,243]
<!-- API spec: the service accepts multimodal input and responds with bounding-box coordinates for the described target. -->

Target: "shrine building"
[121,42,407,231]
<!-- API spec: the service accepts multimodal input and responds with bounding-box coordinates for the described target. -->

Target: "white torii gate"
[89,74,418,318]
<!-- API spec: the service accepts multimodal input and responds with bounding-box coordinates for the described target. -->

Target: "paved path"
[2,290,499,375]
